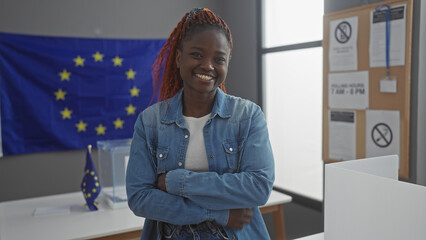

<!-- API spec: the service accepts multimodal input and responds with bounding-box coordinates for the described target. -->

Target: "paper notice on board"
[329,16,358,72]
[328,71,369,109]
[329,111,356,161]
[366,110,400,158]
[369,4,406,67]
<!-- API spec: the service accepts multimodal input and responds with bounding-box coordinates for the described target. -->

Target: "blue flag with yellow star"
[0,32,165,156]
[81,145,101,211]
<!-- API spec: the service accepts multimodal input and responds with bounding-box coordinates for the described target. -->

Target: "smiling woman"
[126,7,275,240]
[176,28,231,117]
[151,8,232,103]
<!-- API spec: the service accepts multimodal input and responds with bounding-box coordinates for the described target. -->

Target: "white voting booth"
[324,155,426,240]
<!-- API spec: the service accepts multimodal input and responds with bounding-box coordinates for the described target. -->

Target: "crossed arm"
[126,109,274,229]
[156,173,254,229]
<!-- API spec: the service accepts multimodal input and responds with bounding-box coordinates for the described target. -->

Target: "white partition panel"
[325,155,426,240]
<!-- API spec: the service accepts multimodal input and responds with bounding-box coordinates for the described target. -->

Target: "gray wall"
[222,0,259,103]
[0,0,259,202]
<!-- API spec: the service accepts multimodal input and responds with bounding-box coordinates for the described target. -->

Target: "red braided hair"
[151,8,233,102]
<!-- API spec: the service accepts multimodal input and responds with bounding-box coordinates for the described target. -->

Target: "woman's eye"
[216,57,226,63]
[190,52,202,58]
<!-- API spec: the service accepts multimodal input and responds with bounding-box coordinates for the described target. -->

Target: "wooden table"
[260,190,292,240]
[0,190,291,240]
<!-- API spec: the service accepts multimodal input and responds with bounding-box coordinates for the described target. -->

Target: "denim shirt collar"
[161,88,231,125]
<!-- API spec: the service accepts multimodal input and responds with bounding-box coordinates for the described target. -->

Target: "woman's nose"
[200,59,214,71]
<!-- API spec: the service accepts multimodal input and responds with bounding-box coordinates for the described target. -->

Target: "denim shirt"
[126,88,275,240]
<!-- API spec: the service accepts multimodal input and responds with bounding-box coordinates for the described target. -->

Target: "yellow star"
[60,107,72,119]
[73,55,85,67]
[54,88,67,101]
[112,56,123,67]
[59,69,71,81]
[126,68,136,80]
[125,104,137,115]
[75,120,88,132]
[95,124,106,135]
[113,118,124,129]
[92,51,104,62]
[129,86,140,97]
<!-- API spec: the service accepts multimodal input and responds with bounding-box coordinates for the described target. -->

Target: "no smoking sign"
[335,21,352,43]
[366,110,400,158]
[372,123,393,148]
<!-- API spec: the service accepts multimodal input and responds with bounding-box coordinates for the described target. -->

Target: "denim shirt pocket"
[222,139,243,172]
[151,145,170,174]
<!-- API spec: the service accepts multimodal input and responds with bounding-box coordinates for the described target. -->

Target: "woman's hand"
[156,173,167,192]
[226,208,253,229]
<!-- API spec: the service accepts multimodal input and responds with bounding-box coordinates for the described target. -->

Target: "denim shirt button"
[184,135,189,139]
[178,162,183,167]
[159,154,163,158]
[209,154,214,159]
[229,147,233,152]
[205,130,209,134]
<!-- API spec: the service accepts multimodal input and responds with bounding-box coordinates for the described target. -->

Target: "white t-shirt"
[183,113,210,172]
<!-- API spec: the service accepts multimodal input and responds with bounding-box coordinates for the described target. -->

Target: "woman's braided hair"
[152,8,233,102]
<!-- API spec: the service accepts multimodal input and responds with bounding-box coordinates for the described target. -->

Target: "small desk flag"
[81,145,101,211]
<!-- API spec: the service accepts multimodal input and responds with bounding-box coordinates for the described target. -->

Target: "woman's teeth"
[196,74,213,80]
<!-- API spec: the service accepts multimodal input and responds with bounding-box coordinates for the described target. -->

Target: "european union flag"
[0,32,165,156]
[81,145,101,211]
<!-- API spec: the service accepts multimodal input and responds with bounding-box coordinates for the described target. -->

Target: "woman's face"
[176,28,231,97]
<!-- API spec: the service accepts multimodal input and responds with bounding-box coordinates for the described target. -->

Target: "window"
[262,0,324,201]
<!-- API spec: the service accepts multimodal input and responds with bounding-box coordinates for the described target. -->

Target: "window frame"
[257,0,324,207]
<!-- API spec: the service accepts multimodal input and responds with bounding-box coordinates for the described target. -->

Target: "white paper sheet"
[329,16,358,72]
[369,4,406,67]
[33,205,71,217]
[328,71,369,109]
[329,111,356,161]
[366,110,400,158]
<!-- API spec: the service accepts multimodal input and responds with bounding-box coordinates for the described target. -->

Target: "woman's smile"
[195,73,214,81]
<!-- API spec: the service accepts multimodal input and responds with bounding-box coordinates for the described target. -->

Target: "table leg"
[273,204,286,240]
[260,204,286,240]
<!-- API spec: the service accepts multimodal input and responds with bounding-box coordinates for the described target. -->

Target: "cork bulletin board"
[322,0,413,178]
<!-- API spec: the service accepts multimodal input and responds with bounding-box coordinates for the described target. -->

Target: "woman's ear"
[175,50,181,68]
